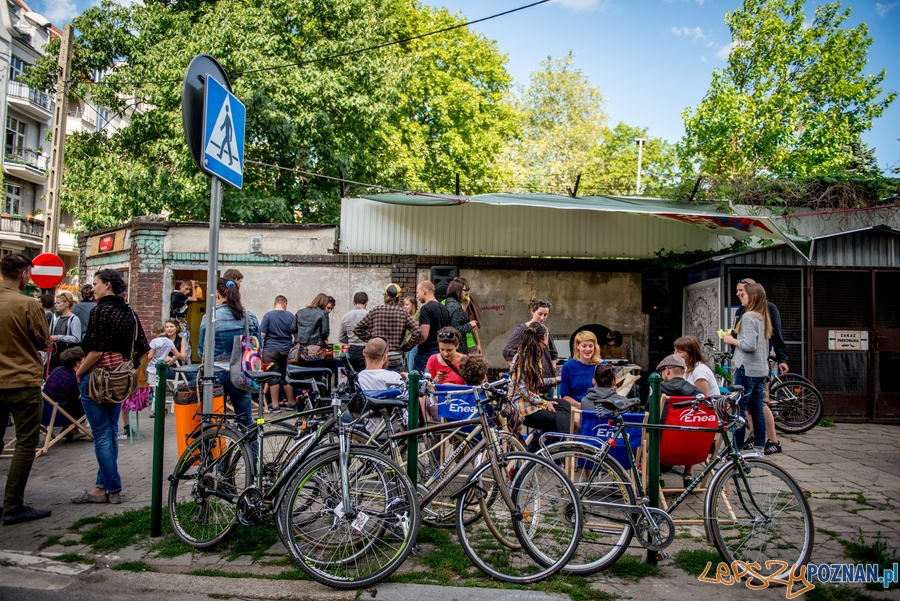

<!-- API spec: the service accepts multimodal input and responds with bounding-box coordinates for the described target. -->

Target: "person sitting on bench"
[44,348,86,433]
[580,364,628,413]
[357,338,403,391]
[657,354,704,487]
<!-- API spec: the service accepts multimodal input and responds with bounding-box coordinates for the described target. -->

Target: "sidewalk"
[2,411,900,600]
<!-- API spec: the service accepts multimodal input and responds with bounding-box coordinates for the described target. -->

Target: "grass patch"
[819,418,836,428]
[53,553,93,564]
[186,568,310,581]
[207,595,233,600]
[74,507,153,553]
[149,534,192,559]
[805,585,877,601]
[672,549,723,576]
[221,524,279,562]
[40,535,63,549]
[837,533,899,590]
[111,561,156,572]
[854,493,867,505]
[605,554,661,582]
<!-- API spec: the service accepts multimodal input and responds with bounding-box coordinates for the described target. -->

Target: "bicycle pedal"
[657,551,669,560]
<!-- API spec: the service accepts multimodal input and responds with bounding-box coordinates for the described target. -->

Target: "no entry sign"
[31,253,65,289]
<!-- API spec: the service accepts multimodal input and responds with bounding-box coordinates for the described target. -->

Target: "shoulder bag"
[89,312,139,405]
[230,314,263,393]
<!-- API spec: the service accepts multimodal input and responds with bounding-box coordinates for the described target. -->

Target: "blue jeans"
[413,348,435,374]
[216,371,253,428]
[79,374,123,494]
[734,366,766,449]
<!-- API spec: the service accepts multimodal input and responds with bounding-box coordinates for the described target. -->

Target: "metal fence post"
[646,371,662,564]
[150,360,168,537]
[407,370,420,484]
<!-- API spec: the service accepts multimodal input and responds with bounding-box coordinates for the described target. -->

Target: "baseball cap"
[384,283,402,298]
[656,354,686,371]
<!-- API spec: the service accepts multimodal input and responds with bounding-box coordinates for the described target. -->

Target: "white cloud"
[715,40,749,60]
[670,26,709,41]
[875,3,897,17]
[700,55,706,62]
[42,0,78,23]
[551,0,612,11]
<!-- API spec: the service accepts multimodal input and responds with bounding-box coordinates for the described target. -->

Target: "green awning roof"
[360,192,812,261]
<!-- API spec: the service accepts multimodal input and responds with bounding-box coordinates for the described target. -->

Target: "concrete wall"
[233,264,392,334]
[165,224,335,256]
[417,267,650,371]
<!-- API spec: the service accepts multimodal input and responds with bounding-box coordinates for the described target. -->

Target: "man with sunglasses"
[734,277,788,455]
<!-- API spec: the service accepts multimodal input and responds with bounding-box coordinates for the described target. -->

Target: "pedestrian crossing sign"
[203,75,245,189]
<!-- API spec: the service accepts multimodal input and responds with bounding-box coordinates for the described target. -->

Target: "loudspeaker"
[642,269,671,314]
[431,265,459,301]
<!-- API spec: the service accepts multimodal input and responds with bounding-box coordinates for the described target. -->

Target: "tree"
[496,52,607,194]
[26,0,517,229]
[679,0,896,181]
[584,123,679,196]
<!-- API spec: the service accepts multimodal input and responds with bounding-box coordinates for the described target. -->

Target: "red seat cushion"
[659,396,718,466]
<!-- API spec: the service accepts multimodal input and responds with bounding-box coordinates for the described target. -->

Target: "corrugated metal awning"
[350,193,812,260]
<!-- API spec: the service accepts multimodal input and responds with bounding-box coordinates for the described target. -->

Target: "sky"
[38,0,900,172]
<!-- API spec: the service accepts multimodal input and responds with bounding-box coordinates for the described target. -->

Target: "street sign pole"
[202,176,223,414]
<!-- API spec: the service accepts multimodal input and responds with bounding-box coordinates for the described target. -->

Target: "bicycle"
[538,388,814,578]
[704,339,823,434]
[167,365,420,589]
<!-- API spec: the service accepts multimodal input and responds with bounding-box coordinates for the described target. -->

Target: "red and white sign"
[31,253,65,289]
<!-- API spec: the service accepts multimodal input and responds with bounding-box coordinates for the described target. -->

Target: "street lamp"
[635,137,647,195]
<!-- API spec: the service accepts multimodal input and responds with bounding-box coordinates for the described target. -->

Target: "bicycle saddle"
[363,394,407,410]
[363,389,403,400]
[245,371,282,385]
[599,397,640,412]
[286,366,332,379]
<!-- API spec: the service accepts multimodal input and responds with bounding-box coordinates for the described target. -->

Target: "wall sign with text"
[827,330,869,350]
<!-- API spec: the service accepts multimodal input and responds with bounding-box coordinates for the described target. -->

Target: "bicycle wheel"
[456,452,582,584]
[544,443,634,575]
[769,381,824,434]
[279,447,420,589]
[168,426,251,549]
[706,457,814,577]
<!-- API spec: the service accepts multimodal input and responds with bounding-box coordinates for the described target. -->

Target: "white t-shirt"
[687,362,720,396]
[357,369,404,391]
[147,337,175,385]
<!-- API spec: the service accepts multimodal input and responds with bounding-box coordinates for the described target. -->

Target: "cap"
[656,354,686,371]
[384,283,402,298]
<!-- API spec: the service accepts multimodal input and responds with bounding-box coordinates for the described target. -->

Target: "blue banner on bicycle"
[581,410,644,469]
[435,384,478,421]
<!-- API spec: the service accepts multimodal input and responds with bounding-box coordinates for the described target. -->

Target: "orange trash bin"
[173,385,225,458]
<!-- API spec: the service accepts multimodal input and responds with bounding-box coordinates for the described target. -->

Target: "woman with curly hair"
[508,322,568,434]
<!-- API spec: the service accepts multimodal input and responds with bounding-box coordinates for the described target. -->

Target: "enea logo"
[448,402,476,414]
[679,409,717,424]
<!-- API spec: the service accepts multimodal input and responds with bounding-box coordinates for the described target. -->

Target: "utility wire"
[75,0,551,88]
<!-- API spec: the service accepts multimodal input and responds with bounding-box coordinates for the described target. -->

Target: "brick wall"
[390,255,417,294]
[128,225,167,330]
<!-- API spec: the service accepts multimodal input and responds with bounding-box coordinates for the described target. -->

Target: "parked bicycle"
[538,387,814,578]
[704,339,823,433]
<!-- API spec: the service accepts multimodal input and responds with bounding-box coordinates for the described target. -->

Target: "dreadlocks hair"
[511,321,548,396]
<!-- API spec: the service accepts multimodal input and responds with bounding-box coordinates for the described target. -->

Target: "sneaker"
[118,433,127,440]
[764,440,783,455]
[108,493,122,505]
[269,405,282,413]
[1,505,51,526]
[741,440,755,451]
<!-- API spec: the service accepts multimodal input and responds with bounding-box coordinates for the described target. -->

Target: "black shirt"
[170,291,189,319]
[417,300,449,355]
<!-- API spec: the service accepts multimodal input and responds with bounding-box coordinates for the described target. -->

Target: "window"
[97,107,108,131]
[6,117,26,157]
[9,56,25,81]
[5,184,21,215]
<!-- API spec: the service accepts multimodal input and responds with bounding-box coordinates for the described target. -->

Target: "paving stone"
[194,554,224,565]
[265,541,287,555]
[148,553,193,566]
[228,555,254,566]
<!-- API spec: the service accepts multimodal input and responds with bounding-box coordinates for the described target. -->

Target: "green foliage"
[651,240,751,269]
[586,123,680,196]
[679,0,896,181]
[604,553,662,581]
[838,533,899,590]
[819,418,836,427]
[111,561,157,572]
[806,585,877,601]
[28,0,517,230]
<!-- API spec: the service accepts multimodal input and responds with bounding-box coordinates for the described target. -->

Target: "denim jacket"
[199,305,260,361]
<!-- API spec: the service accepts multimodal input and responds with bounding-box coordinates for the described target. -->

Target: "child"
[147,322,176,388]
[459,354,489,386]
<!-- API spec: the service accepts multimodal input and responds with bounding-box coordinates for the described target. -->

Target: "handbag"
[89,314,139,405]
[230,314,262,393]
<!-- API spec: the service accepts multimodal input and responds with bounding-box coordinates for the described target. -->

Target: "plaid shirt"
[508,354,559,421]
[354,304,421,353]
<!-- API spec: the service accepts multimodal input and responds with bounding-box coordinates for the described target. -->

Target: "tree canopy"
[28,0,518,229]
[679,0,896,181]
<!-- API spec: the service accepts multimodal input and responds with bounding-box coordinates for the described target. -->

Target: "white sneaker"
[117,433,127,440]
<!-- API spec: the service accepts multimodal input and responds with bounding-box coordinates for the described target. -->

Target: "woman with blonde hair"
[722,282,772,454]
[48,290,82,372]
[560,330,603,409]
[673,335,719,396]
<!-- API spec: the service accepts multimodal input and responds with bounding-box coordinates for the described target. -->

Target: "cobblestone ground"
[2,412,900,600]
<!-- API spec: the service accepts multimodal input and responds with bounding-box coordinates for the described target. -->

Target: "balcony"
[0,214,43,248]
[67,108,97,134]
[7,80,54,121]
[4,146,49,184]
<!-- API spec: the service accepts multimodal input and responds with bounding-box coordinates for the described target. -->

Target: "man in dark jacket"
[581,364,630,412]
[71,284,96,334]
[657,355,703,421]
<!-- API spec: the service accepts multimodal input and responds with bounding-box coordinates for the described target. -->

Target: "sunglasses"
[463,287,470,293]
[437,331,458,342]
[535,301,552,308]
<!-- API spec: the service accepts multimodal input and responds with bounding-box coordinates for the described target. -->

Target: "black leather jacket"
[291,307,329,345]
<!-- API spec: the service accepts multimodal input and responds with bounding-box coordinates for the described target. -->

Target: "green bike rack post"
[646,371,662,564]
[150,360,168,537]
[407,370,420,484]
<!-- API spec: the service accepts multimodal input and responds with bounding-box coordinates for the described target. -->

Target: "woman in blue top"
[199,278,259,427]
[560,330,604,413]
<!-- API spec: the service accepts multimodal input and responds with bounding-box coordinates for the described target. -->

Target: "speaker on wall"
[642,268,671,314]
[431,265,459,301]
